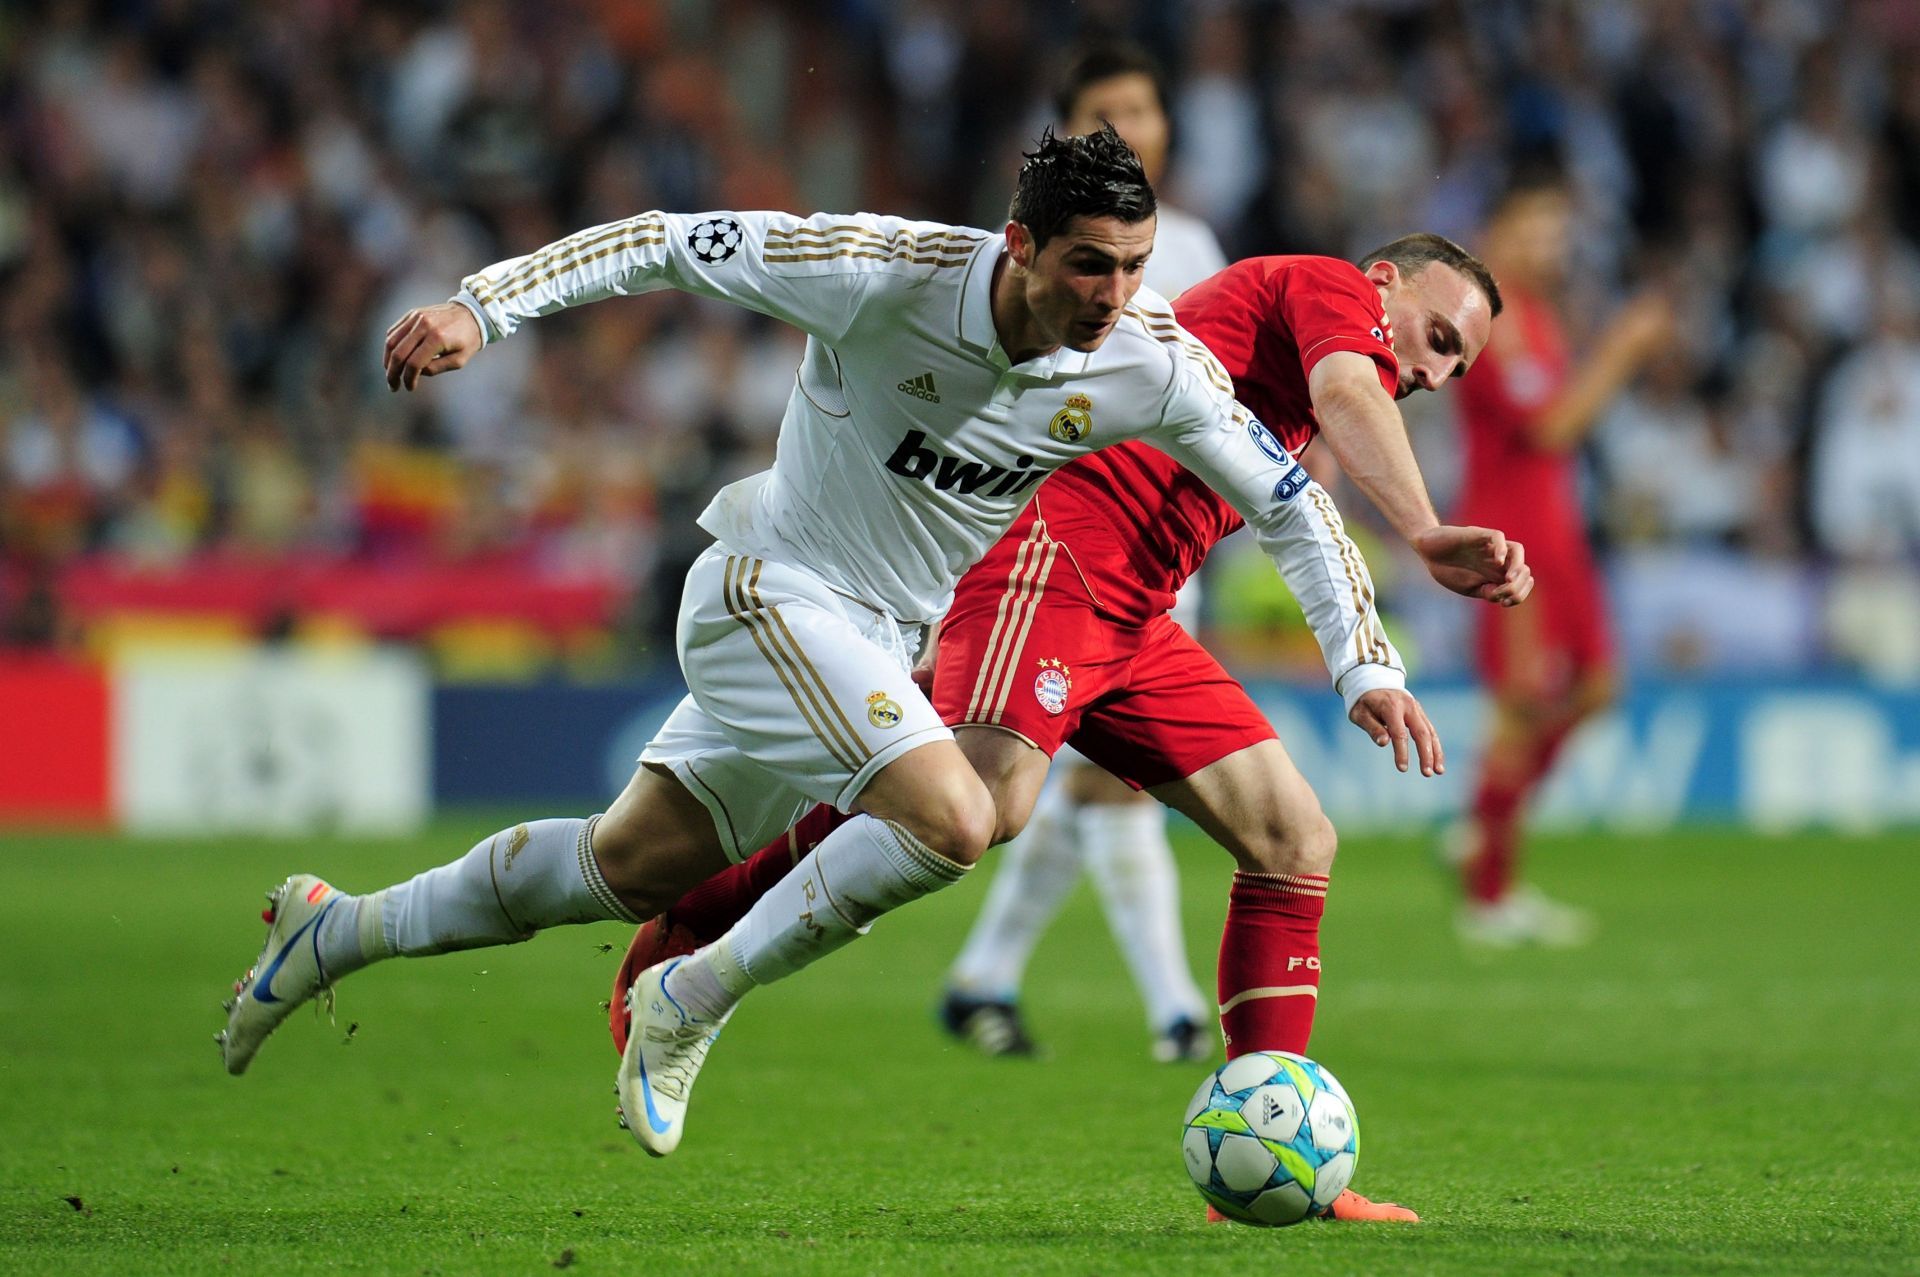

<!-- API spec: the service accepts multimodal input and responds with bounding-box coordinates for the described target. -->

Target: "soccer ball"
[1181,1051,1359,1226]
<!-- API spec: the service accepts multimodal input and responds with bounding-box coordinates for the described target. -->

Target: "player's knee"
[897,775,997,867]
[1240,810,1337,877]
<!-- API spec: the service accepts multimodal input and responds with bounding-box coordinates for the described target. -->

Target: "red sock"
[1467,713,1582,904]
[669,804,848,943]
[1466,769,1524,904]
[1217,871,1328,1057]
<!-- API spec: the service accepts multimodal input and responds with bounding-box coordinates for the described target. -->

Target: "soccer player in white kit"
[942,41,1232,1064]
[217,129,1504,1161]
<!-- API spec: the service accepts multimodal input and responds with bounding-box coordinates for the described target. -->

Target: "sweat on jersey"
[452,210,1403,707]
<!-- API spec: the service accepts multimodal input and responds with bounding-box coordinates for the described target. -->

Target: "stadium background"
[3,6,1917,1275]
[5,0,1917,832]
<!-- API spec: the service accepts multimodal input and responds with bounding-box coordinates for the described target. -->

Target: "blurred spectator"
[0,0,1915,677]
[1810,295,1920,562]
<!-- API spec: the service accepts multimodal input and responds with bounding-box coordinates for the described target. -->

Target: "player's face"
[1011,214,1156,353]
[1373,261,1495,398]
[1490,191,1572,292]
[1066,73,1169,183]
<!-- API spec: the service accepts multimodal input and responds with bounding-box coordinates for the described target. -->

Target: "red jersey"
[1026,257,1400,623]
[1452,288,1591,567]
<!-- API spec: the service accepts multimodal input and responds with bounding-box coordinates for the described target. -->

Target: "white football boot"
[1456,885,1597,949]
[616,958,731,1157]
[218,874,342,1075]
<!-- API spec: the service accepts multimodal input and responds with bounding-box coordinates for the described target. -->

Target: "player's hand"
[1611,290,1678,362]
[383,302,484,392]
[910,619,941,695]
[1349,689,1443,777]
[1411,524,1533,607]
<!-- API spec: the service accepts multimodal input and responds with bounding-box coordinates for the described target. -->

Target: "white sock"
[1080,801,1209,1031]
[318,816,636,976]
[665,813,968,1020]
[946,784,1081,1000]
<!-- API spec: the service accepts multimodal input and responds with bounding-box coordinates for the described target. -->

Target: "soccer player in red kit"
[613,235,1523,1222]
[1451,182,1673,946]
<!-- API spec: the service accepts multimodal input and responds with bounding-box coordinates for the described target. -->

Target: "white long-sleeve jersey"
[455,210,1404,706]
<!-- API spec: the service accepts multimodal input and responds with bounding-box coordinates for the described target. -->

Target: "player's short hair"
[1053,41,1167,122]
[1357,233,1504,318]
[1009,125,1157,250]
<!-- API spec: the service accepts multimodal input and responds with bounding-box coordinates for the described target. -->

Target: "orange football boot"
[1204,1190,1420,1225]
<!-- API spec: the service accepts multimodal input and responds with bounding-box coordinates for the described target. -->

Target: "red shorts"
[1476,558,1612,696]
[931,538,1276,790]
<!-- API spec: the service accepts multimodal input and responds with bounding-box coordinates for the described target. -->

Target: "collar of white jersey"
[955,237,1091,380]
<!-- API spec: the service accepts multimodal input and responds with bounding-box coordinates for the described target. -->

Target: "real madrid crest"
[866,691,904,729]
[1049,392,1094,445]
[1032,658,1073,715]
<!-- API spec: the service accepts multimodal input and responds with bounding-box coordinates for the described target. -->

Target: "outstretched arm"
[1307,351,1531,607]
[382,209,977,391]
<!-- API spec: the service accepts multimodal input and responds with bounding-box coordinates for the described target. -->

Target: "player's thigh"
[1149,739,1336,877]
[954,724,1054,843]
[931,560,1136,839]
[929,531,1139,755]
[1068,616,1277,792]
[649,545,955,856]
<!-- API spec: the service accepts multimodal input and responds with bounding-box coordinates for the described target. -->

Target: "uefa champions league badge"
[866,691,904,729]
[1033,658,1073,715]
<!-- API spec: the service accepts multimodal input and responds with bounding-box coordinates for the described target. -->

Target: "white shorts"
[641,542,954,861]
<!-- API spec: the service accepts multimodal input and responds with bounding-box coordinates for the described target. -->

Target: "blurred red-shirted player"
[610,239,1528,1223]
[1450,181,1673,946]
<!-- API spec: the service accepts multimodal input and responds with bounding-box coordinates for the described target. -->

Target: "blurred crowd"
[4,0,1920,672]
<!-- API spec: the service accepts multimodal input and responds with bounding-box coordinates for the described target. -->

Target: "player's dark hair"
[1009,125,1156,250]
[1054,41,1167,122]
[1356,233,1504,317]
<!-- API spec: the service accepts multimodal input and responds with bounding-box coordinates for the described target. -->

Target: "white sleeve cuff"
[451,290,492,346]
[1336,663,1407,715]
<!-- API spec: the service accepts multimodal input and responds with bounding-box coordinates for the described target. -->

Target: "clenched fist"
[1411,524,1533,607]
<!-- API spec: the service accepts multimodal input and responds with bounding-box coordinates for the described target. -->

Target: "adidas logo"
[897,372,940,403]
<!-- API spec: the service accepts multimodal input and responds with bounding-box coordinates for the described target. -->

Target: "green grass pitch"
[1,820,1914,1275]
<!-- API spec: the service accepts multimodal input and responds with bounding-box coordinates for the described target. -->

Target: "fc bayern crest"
[1033,658,1072,715]
[688,217,743,264]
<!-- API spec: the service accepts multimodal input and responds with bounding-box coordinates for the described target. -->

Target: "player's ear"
[1363,259,1399,292]
[1005,222,1035,273]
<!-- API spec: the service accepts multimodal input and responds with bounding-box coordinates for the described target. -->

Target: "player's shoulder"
[759,211,992,282]
[1261,254,1374,299]
[1107,286,1237,399]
